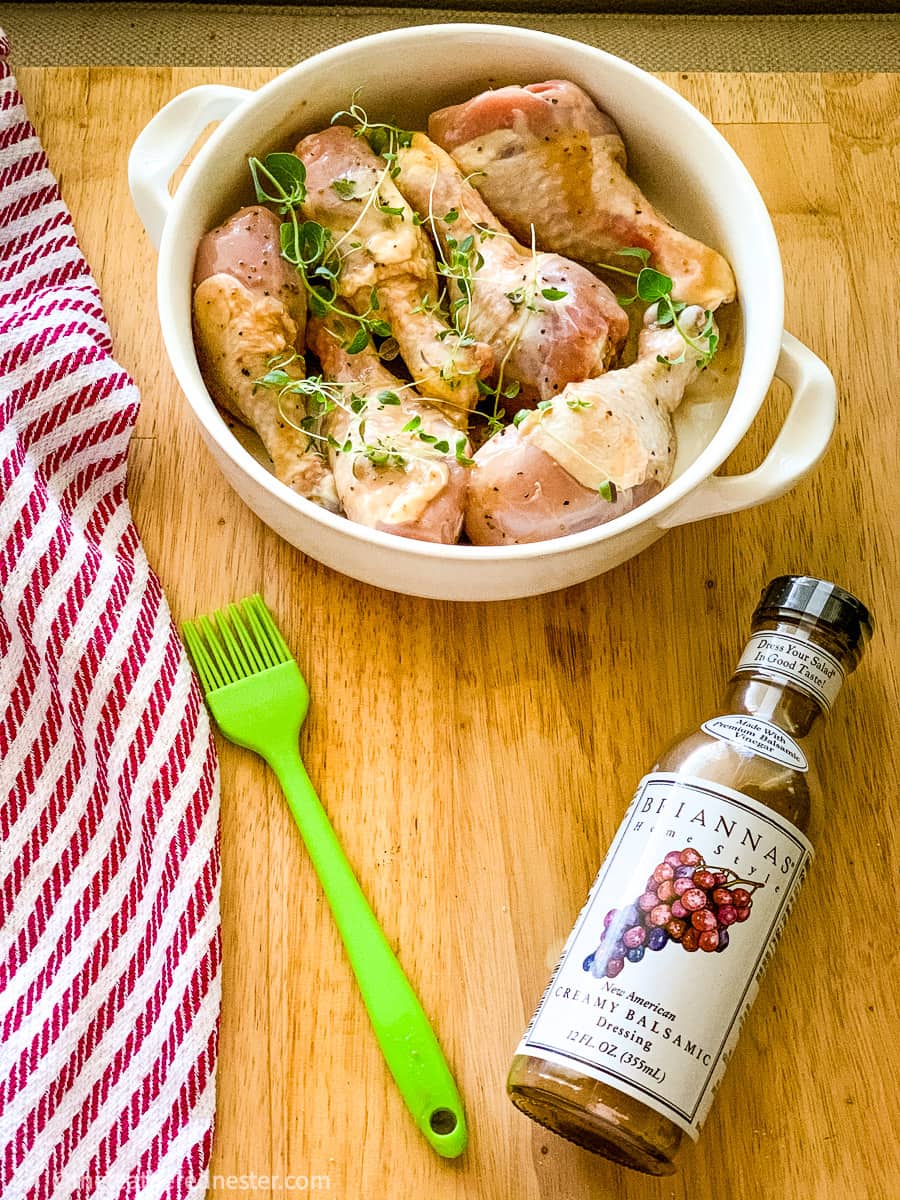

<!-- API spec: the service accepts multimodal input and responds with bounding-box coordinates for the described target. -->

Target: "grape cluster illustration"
[583,847,761,979]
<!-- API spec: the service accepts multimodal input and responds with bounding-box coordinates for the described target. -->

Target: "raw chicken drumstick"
[393,133,629,404]
[305,312,471,543]
[192,205,338,510]
[465,305,716,545]
[430,81,736,311]
[295,125,492,416]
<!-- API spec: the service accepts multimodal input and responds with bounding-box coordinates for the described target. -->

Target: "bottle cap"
[754,576,873,653]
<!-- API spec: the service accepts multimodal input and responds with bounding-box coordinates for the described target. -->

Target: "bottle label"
[733,630,844,710]
[701,715,809,771]
[517,773,812,1140]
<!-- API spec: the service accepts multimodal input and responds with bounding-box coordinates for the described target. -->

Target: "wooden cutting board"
[18,66,899,1199]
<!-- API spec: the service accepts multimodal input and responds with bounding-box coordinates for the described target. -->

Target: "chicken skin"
[465,305,714,545]
[295,125,492,416]
[306,313,471,543]
[192,205,338,510]
[393,133,628,405]
[430,81,736,311]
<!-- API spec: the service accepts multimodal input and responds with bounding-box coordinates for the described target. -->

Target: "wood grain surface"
[16,66,899,1200]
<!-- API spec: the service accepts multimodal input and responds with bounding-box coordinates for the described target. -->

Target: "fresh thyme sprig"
[601,248,718,368]
[480,225,553,425]
[330,101,489,394]
[416,165,569,428]
[331,98,413,166]
[328,100,412,252]
[329,99,416,225]
[248,151,391,355]
[256,355,472,469]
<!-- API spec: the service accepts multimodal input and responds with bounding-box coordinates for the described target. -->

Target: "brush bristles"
[181,593,292,694]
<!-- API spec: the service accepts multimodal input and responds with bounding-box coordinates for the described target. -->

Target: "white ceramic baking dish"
[129,24,835,601]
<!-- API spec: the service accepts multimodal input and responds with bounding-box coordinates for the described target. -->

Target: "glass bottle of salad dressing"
[508,576,872,1175]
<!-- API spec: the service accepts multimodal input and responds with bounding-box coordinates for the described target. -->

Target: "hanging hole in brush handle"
[430,1108,460,1136]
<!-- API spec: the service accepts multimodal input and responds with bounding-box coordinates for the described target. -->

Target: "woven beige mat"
[1,3,898,70]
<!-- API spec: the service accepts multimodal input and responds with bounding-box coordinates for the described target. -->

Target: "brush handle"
[267,746,467,1158]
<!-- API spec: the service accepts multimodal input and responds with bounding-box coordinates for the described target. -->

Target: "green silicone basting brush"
[182,594,467,1158]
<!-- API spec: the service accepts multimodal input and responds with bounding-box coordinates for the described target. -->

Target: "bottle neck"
[721,675,825,739]
[725,617,846,738]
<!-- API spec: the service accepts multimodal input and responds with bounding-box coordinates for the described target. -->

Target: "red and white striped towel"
[0,33,221,1200]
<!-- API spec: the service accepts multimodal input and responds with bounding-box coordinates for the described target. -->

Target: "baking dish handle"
[128,85,252,250]
[657,332,836,529]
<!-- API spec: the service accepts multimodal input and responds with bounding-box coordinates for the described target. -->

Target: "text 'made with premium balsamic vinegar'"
[508,576,872,1174]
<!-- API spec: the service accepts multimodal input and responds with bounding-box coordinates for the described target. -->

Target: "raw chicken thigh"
[192,205,338,510]
[465,305,715,545]
[306,313,470,543]
[430,81,736,310]
[295,125,492,416]
[393,134,628,403]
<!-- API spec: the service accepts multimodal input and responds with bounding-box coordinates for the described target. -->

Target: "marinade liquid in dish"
[508,576,872,1174]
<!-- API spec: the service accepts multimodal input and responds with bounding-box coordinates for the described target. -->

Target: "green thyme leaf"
[297,221,330,266]
[345,328,369,355]
[249,153,307,207]
[636,267,674,303]
[307,290,328,318]
[364,127,390,156]
[374,199,405,218]
[265,153,307,195]
[540,287,568,302]
[257,368,291,390]
[279,221,300,263]
[613,247,651,265]
[455,436,475,466]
